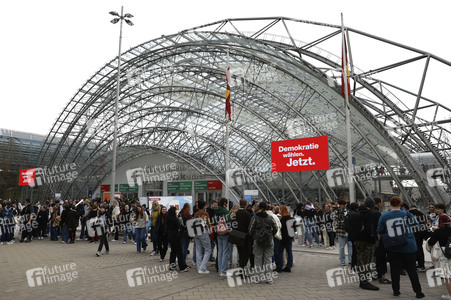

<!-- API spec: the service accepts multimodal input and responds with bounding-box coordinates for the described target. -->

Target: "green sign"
[119,184,139,193]
[167,181,192,191]
[194,181,208,190]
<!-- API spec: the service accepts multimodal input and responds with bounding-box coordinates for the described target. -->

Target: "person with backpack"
[215,198,231,277]
[248,201,277,284]
[277,205,293,272]
[427,215,451,300]
[377,196,424,298]
[354,197,380,291]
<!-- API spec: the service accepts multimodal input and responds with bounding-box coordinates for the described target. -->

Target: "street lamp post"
[109,7,133,206]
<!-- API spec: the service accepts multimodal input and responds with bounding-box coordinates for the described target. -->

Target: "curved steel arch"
[35,17,451,205]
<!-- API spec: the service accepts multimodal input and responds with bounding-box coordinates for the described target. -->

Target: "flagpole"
[341,13,356,203]
[225,50,230,202]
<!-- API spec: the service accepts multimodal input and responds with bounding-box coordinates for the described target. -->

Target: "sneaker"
[0,242,3,245]
[62,241,66,244]
[134,241,137,245]
[7,242,11,245]
[219,272,227,277]
[159,258,163,262]
[325,246,331,250]
[150,250,156,256]
[96,251,101,257]
[104,250,110,254]
[379,276,391,284]
[341,262,346,266]
[123,241,126,244]
[180,267,189,272]
[359,282,379,291]
[393,291,400,297]
[441,295,451,300]
[137,251,141,254]
[309,244,313,248]
[266,280,274,284]
[417,267,426,272]
[299,244,306,247]
[198,270,210,274]
[111,239,117,242]
[76,238,82,241]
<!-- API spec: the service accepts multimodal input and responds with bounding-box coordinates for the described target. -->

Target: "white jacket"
[267,210,282,240]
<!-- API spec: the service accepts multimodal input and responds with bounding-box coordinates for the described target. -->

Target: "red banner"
[19,168,36,186]
[271,136,329,173]
[100,185,110,193]
[208,180,222,190]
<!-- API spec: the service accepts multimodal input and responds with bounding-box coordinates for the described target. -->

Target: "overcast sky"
[1,0,450,135]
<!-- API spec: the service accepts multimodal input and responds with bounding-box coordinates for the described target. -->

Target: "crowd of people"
[1,196,451,298]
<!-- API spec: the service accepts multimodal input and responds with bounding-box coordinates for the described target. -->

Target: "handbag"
[228,230,247,247]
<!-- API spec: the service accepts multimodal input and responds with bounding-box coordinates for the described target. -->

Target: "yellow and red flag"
[341,36,351,99]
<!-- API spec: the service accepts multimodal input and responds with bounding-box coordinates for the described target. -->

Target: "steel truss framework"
[36,17,451,205]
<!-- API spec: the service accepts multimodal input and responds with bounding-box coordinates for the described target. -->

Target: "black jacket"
[357,206,379,244]
[235,208,252,233]
[345,209,362,242]
[280,215,294,244]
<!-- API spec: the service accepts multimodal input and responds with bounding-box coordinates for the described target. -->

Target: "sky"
[1,0,450,135]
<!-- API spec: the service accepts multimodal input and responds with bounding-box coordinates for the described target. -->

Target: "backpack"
[3,207,13,220]
[441,235,451,258]
[217,217,228,236]
[253,216,272,247]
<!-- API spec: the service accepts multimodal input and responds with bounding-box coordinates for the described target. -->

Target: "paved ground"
[0,234,447,300]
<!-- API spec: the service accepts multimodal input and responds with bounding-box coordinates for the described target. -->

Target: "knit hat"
[364,196,375,208]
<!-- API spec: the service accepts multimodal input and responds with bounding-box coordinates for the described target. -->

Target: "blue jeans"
[273,238,281,264]
[181,236,190,264]
[61,225,69,242]
[338,236,352,264]
[217,234,229,273]
[123,224,132,242]
[135,227,147,252]
[79,218,87,239]
[305,220,320,245]
[227,242,236,263]
[278,240,293,268]
[195,232,212,272]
